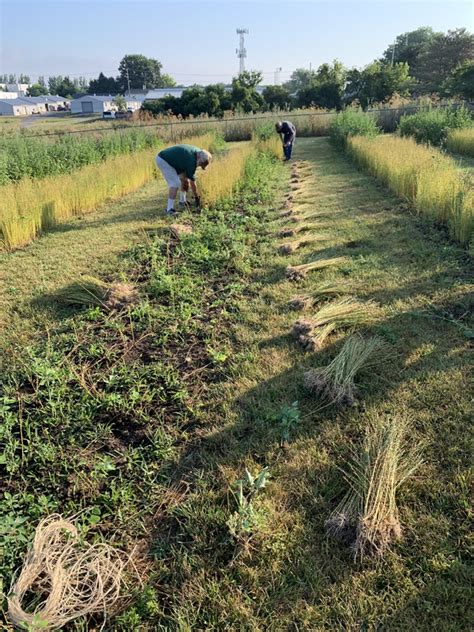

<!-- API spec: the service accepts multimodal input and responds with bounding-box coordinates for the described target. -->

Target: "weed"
[270,401,301,443]
[227,467,271,541]
[447,127,474,157]
[398,107,473,147]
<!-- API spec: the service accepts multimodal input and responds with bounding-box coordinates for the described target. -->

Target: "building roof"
[72,94,141,103]
[0,98,34,106]
[145,88,185,100]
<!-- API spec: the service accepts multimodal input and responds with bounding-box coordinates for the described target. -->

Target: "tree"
[118,54,163,90]
[297,61,347,110]
[18,74,30,83]
[415,28,474,92]
[27,83,46,97]
[345,62,411,108]
[38,76,47,92]
[283,68,317,94]
[161,73,176,88]
[382,27,437,68]
[112,95,127,111]
[49,75,77,97]
[262,85,292,110]
[443,61,474,99]
[88,72,120,94]
[231,71,264,112]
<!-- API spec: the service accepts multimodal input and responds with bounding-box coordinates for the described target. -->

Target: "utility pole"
[236,28,249,75]
[125,66,131,96]
[274,67,282,85]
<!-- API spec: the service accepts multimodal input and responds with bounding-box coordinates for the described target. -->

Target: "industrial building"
[70,95,142,114]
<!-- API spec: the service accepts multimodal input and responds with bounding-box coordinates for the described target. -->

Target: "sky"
[1,0,473,84]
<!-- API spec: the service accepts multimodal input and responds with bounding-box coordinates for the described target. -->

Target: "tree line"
[6,27,474,109]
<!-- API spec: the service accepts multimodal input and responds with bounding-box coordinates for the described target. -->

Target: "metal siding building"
[71,95,142,114]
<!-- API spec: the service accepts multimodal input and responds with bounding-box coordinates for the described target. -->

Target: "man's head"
[197,149,212,170]
[275,121,283,132]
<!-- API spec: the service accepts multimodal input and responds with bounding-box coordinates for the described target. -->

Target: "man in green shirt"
[156,144,212,215]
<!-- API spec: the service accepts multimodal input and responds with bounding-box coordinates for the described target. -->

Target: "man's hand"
[181,177,190,192]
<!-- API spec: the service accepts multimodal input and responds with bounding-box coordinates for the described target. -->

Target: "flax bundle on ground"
[8,515,128,631]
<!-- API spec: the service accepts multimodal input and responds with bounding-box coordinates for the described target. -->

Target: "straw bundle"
[286,256,348,280]
[55,276,138,311]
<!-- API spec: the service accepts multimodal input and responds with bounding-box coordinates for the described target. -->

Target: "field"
[0,128,473,631]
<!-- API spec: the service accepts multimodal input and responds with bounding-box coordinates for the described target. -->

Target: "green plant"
[329,110,380,149]
[271,401,301,442]
[398,106,473,146]
[227,467,271,540]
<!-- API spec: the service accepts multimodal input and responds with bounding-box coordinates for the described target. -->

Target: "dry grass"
[199,143,254,206]
[326,413,423,558]
[304,334,385,406]
[55,276,138,311]
[286,256,348,280]
[292,298,378,350]
[170,223,193,239]
[8,514,127,631]
[446,127,474,157]
[347,134,473,246]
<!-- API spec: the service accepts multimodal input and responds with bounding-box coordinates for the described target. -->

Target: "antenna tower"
[236,28,249,74]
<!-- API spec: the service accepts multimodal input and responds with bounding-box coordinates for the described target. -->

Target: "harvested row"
[276,154,423,558]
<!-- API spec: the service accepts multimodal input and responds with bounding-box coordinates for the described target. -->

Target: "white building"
[144,88,185,100]
[0,95,70,116]
[0,91,19,99]
[0,83,30,96]
[71,95,142,114]
[0,98,38,116]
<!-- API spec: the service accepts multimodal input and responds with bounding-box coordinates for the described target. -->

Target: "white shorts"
[155,155,181,188]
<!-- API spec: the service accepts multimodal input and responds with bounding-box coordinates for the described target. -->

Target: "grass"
[0,137,472,630]
[0,133,219,250]
[447,127,474,157]
[347,134,474,247]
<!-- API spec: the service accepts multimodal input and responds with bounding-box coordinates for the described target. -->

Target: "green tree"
[443,61,474,99]
[38,76,48,92]
[88,72,120,94]
[161,73,177,88]
[297,61,347,110]
[118,54,163,90]
[262,85,292,110]
[49,76,77,98]
[231,71,264,113]
[18,74,30,83]
[383,27,437,68]
[27,83,46,96]
[283,68,317,94]
[112,95,127,112]
[345,61,411,108]
[415,28,474,92]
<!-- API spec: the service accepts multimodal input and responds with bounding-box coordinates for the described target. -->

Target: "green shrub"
[329,110,380,149]
[398,107,473,147]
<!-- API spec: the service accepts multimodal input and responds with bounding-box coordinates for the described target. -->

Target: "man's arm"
[190,180,201,206]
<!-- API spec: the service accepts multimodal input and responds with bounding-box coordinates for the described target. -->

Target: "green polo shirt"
[158,144,200,181]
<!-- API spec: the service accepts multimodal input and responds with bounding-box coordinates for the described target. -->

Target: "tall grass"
[347,135,473,247]
[199,143,254,206]
[446,127,474,157]
[0,134,218,250]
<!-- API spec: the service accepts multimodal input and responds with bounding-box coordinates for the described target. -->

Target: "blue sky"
[1,1,473,84]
